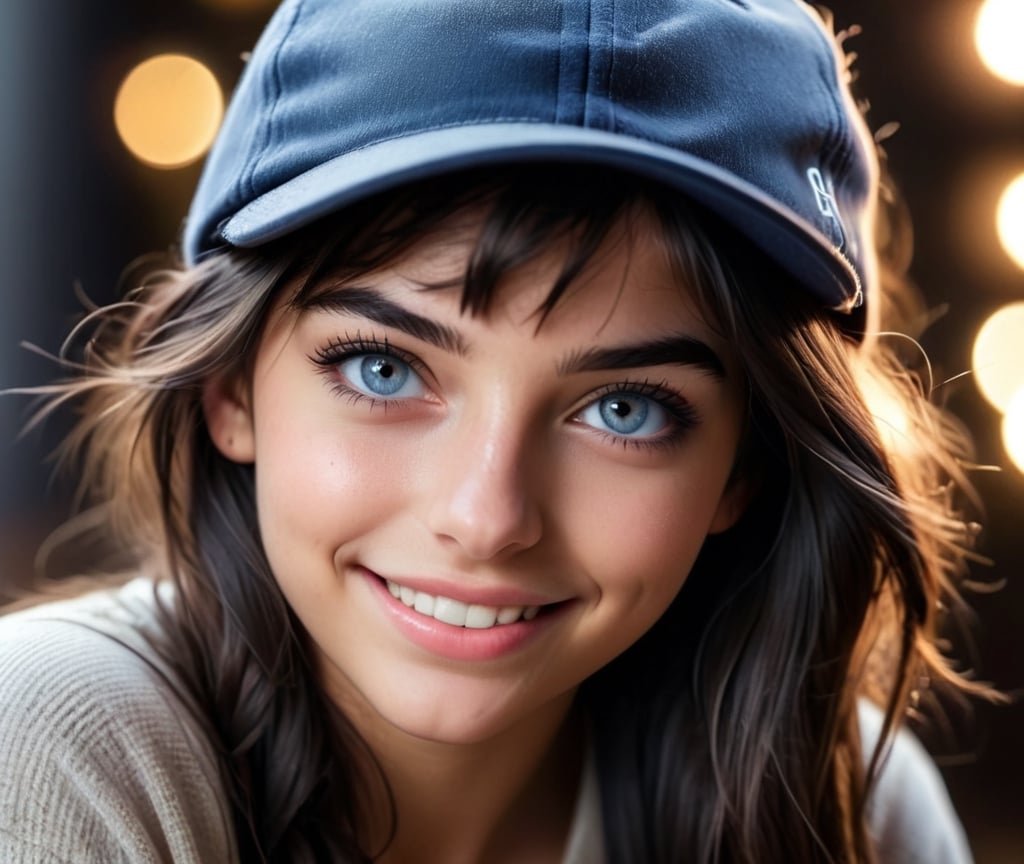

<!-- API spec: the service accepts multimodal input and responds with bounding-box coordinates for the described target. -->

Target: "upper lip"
[359,566,569,608]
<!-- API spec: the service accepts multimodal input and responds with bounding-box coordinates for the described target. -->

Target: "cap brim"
[219,122,862,312]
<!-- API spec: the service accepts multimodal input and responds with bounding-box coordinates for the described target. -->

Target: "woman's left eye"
[337,353,427,400]
[578,391,671,439]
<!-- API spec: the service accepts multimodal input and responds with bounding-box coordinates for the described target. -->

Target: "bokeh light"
[114,54,223,169]
[1003,388,1024,472]
[975,0,1024,86]
[972,302,1024,412]
[997,173,1024,269]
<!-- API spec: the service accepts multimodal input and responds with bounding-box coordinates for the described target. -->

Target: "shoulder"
[0,581,236,864]
[859,700,974,864]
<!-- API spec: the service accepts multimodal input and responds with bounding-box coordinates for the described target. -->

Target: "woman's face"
[206,208,749,746]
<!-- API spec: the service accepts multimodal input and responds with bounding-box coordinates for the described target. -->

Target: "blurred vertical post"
[0,1,78,580]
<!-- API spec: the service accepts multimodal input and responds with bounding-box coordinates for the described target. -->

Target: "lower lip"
[363,570,565,662]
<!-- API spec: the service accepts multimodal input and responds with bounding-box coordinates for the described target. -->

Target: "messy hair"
[26,164,982,862]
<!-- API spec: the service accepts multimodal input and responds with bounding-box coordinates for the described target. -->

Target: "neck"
[346,690,583,864]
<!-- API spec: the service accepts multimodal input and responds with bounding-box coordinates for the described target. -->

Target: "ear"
[202,374,255,464]
[707,473,758,535]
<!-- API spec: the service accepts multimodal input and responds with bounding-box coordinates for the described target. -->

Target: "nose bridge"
[427,393,543,560]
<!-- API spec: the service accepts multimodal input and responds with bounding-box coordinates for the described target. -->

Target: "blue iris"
[356,355,409,396]
[598,395,649,435]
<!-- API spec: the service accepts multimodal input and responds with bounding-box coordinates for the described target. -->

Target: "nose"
[425,407,544,561]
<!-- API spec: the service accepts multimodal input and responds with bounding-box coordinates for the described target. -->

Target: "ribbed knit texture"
[0,583,235,863]
[0,581,973,863]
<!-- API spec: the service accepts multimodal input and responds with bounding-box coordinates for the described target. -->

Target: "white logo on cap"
[807,167,838,218]
[806,167,845,248]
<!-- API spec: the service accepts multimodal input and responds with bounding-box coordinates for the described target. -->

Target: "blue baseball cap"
[185,0,878,325]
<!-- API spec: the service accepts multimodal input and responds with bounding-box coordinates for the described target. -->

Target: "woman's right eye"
[337,353,427,400]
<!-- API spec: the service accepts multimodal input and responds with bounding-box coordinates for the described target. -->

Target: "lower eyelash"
[594,429,690,453]
[309,333,425,410]
[588,380,701,448]
[320,379,395,411]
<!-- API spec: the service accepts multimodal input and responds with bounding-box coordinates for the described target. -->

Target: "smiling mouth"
[385,579,542,629]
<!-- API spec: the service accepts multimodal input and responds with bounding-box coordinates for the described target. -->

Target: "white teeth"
[385,580,542,629]
[434,596,468,627]
[496,605,523,625]
[465,604,498,629]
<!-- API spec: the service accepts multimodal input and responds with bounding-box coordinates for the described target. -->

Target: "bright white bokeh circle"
[972,303,1024,413]
[976,0,1024,86]
[1002,388,1024,472]
[997,174,1024,270]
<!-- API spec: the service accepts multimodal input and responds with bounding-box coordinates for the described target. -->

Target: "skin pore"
[203,206,750,863]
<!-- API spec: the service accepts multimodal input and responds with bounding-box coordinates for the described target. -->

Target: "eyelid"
[572,379,701,450]
[311,334,433,381]
[309,335,701,449]
[583,379,698,417]
[308,332,438,407]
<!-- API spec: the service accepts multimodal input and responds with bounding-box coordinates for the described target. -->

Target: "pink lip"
[361,569,571,662]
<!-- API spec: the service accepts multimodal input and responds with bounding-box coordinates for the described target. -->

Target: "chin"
[349,671,576,748]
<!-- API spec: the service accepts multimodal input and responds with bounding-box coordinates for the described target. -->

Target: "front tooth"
[434,597,469,627]
[496,606,523,624]
[465,604,499,629]
[390,582,540,629]
[414,592,435,616]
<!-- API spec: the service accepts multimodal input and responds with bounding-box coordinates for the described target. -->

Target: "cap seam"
[808,8,856,227]
[556,0,587,124]
[554,1,565,123]
[244,0,304,201]
[607,0,631,134]
[582,0,593,126]
[585,0,615,130]
[802,8,863,304]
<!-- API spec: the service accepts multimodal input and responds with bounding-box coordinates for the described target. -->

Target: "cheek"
[589,487,704,581]
[567,452,734,615]
[250,400,413,576]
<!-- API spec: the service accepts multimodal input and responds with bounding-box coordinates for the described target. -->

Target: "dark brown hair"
[25,165,982,862]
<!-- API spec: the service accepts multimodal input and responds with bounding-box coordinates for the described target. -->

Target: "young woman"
[0,1,985,862]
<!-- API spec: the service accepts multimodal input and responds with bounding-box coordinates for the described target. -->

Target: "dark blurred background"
[1,1,1021,859]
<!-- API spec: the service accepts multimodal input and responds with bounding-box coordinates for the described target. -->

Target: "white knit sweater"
[0,581,973,863]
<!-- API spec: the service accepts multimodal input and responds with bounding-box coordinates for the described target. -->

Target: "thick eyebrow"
[558,336,726,378]
[298,285,723,377]
[297,285,468,355]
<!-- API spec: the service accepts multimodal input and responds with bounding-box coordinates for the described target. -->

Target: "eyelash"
[309,335,701,451]
[582,379,701,452]
[310,333,429,409]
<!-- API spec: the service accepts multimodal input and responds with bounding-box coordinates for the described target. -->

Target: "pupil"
[611,400,631,418]
[373,359,393,379]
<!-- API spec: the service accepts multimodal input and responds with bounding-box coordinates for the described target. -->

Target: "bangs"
[276,164,731,333]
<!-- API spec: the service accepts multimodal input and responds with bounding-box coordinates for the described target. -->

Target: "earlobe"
[202,375,256,464]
